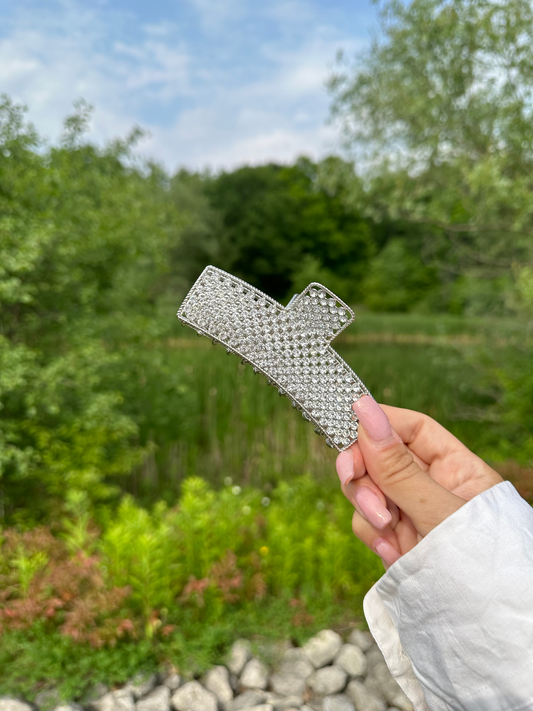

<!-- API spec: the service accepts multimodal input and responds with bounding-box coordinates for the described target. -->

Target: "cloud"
[0,0,372,170]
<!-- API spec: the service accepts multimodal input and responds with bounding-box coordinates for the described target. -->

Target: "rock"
[264,695,303,710]
[304,702,323,711]
[364,662,413,711]
[347,631,373,652]
[203,666,234,708]
[91,691,135,711]
[0,702,33,711]
[345,680,386,711]
[230,690,267,711]
[83,684,110,709]
[334,645,367,678]
[163,675,182,692]
[303,630,343,669]
[364,645,385,671]
[300,707,315,711]
[270,648,314,697]
[307,666,347,696]
[136,686,170,711]
[228,640,252,676]
[171,681,218,711]
[323,696,355,711]
[52,705,83,711]
[35,690,62,710]
[125,674,158,700]
[240,659,269,690]
[257,640,293,668]
[237,706,273,711]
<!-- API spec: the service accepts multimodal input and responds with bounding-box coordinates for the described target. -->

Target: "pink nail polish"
[336,450,354,485]
[354,487,392,529]
[353,396,392,442]
[373,537,401,566]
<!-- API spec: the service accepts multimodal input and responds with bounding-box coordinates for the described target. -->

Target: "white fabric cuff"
[363,481,533,711]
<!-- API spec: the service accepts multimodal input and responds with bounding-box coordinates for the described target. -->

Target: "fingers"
[379,403,467,464]
[342,474,397,530]
[353,396,466,537]
[351,508,401,567]
[336,443,366,485]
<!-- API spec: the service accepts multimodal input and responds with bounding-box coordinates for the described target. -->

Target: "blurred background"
[1,0,533,701]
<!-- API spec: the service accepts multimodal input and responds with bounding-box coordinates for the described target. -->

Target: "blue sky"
[0,0,378,171]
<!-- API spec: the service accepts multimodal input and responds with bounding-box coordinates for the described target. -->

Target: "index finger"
[379,404,468,465]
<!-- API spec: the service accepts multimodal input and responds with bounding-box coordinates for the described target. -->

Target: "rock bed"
[0,629,414,711]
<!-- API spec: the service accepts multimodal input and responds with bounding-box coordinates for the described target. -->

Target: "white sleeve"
[363,480,533,711]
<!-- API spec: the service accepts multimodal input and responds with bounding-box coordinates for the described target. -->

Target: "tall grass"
[125,312,513,505]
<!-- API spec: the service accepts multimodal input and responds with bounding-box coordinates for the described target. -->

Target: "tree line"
[2,0,533,523]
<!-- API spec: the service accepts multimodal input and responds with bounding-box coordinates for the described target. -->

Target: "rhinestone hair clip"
[177,266,370,451]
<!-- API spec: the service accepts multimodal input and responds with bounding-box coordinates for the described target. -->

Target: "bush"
[0,476,382,699]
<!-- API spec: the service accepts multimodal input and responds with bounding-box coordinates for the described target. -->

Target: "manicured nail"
[373,537,401,567]
[354,487,392,529]
[336,450,354,485]
[353,396,392,442]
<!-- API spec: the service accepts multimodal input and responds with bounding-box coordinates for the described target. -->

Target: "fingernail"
[354,487,392,529]
[373,537,401,567]
[353,396,392,442]
[336,450,354,485]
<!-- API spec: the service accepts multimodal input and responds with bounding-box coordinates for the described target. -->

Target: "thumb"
[353,396,465,537]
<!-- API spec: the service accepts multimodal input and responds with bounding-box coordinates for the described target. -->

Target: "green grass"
[127,311,514,504]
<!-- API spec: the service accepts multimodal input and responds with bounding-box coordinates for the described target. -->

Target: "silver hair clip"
[177,266,370,451]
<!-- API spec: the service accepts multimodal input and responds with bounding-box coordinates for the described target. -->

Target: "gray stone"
[345,680,386,711]
[125,674,158,700]
[91,691,135,711]
[307,666,347,696]
[364,663,413,711]
[83,685,110,708]
[264,695,303,710]
[171,682,217,711]
[203,666,234,708]
[0,702,34,711]
[270,648,313,697]
[303,630,343,669]
[271,672,306,697]
[300,707,315,711]
[230,691,267,711]
[163,675,182,693]
[257,640,293,668]
[136,686,170,711]
[36,690,62,710]
[334,645,367,678]
[347,630,373,652]
[323,696,355,711]
[240,659,269,690]
[365,645,385,671]
[52,705,83,711]
[228,640,252,676]
[237,706,273,711]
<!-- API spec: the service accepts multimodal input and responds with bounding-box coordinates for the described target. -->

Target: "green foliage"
[0,96,187,523]
[329,0,533,309]
[0,475,381,699]
[362,239,437,312]
[174,158,375,303]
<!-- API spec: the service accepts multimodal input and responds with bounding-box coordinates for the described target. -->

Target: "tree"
[0,97,190,522]
[329,0,533,312]
[173,158,375,303]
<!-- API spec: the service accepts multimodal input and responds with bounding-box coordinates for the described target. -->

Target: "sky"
[0,0,379,172]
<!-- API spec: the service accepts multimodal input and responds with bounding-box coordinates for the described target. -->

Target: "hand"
[336,396,503,569]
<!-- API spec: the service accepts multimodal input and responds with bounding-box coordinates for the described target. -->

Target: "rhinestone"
[177,266,369,451]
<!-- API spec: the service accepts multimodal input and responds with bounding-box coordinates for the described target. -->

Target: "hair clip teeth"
[177,266,370,451]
